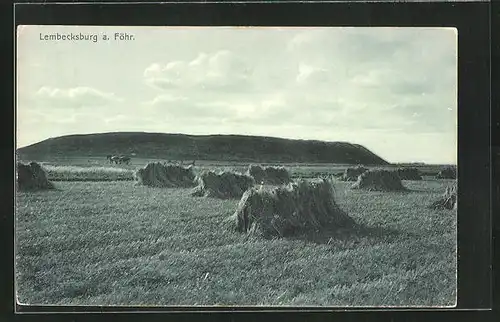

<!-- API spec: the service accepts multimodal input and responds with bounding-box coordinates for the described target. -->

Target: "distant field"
[21,157,447,182]
[15,177,457,306]
[42,165,135,181]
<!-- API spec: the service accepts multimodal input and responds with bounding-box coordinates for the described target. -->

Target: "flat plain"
[15,159,457,306]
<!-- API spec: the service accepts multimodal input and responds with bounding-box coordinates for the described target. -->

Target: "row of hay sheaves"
[16,161,457,238]
[338,165,456,182]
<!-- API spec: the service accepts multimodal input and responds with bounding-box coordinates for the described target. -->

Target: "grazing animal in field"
[107,155,122,164]
[108,155,120,164]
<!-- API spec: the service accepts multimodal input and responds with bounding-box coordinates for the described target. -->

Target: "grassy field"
[42,164,135,181]
[31,157,447,182]
[15,162,457,306]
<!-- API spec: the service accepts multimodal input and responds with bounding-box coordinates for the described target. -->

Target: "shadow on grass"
[404,188,432,193]
[285,220,408,246]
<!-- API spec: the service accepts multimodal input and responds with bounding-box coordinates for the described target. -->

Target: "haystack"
[191,170,255,199]
[247,164,292,185]
[397,167,423,180]
[351,169,406,191]
[17,161,54,191]
[135,162,196,188]
[436,166,457,179]
[340,166,368,181]
[231,178,354,238]
[430,182,457,210]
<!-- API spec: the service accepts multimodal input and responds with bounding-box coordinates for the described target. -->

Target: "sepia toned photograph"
[15,26,457,307]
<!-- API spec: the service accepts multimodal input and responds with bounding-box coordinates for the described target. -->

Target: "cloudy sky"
[16,26,457,164]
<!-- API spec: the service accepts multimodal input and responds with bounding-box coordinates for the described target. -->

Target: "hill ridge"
[17,132,390,165]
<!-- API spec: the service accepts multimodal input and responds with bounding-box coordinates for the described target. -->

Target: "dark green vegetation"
[16,176,457,306]
[17,132,389,165]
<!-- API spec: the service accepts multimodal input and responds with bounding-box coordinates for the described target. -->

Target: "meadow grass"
[19,157,444,182]
[42,165,135,181]
[15,178,456,306]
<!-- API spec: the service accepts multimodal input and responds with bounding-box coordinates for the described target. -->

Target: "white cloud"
[142,93,239,123]
[34,86,123,108]
[142,93,189,106]
[144,50,251,91]
[296,63,330,85]
[285,27,457,136]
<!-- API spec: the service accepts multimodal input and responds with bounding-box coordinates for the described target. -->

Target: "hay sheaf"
[340,166,368,181]
[135,162,196,188]
[17,162,55,191]
[430,182,457,210]
[397,167,423,180]
[247,164,292,185]
[191,170,255,199]
[351,169,406,191]
[436,166,457,179]
[231,178,354,238]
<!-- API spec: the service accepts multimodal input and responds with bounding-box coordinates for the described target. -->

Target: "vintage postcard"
[15,26,457,307]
